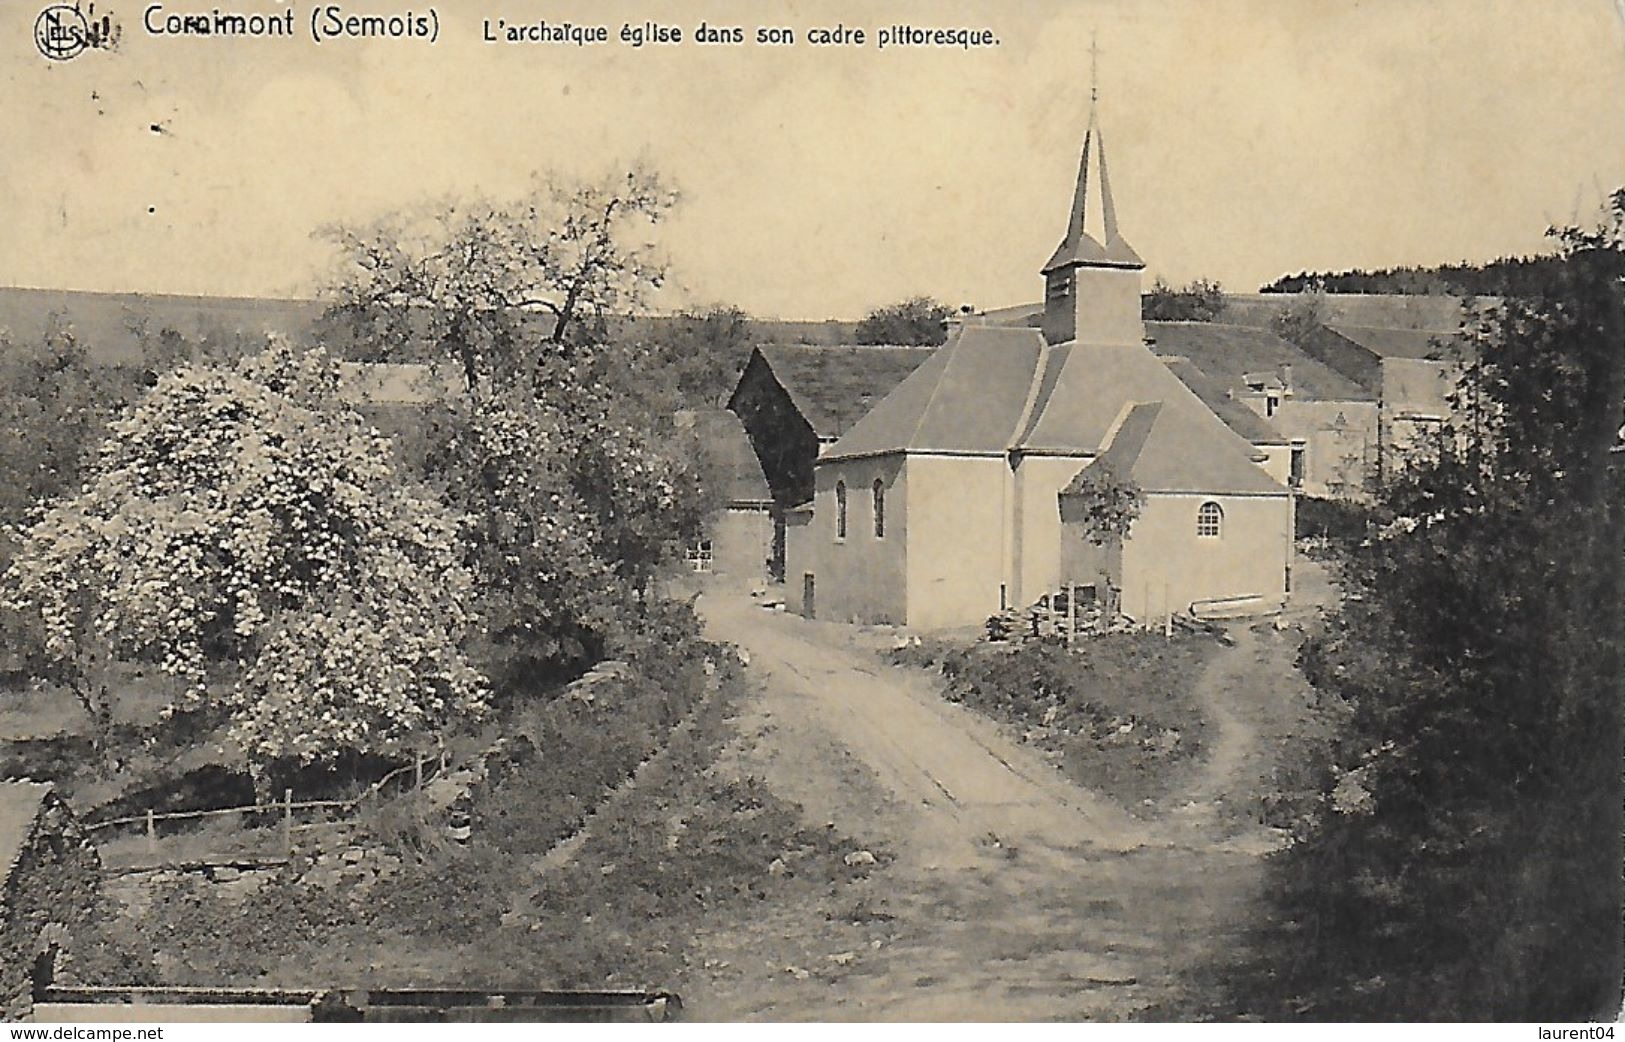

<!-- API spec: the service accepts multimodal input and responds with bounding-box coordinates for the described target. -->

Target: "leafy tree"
[0,321,137,577]
[321,167,678,391]
[1,338,488,772]
[324,169,709,684]
[1237,193,1625,1019]
[1142,277,1228,321]
[1062,467,1144,546]
[1268,287,1330,345]
[622,305,755,411]
[1260,254,1567,298]
[856,296,951,346]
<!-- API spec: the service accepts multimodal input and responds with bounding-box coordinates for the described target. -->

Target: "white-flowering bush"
[2,338,488,767]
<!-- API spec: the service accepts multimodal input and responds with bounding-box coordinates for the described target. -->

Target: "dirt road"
[682,594,1314,1020]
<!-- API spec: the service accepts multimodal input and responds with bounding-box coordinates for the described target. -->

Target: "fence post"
[415,753,424,790]
[283,788,293,859]
[1068,584,1077,644]
[145,809,157,861]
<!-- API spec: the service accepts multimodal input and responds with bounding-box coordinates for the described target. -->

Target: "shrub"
[1294,495,1374,546]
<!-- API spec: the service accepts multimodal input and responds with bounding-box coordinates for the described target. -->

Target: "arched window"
[1197,501,1223,538]
[873,479,886,539]
[835,480,848,540]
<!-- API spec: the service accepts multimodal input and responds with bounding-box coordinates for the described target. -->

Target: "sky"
[3,0,1624,319]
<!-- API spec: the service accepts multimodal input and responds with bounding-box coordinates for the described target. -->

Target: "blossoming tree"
[2,338,488,771]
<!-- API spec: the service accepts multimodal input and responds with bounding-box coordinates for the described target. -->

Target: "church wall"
[1118,492,1292,621]
[810,455,908,624]
[782,507,814,615]
[1073,267,1146,347]
[1011,454,1094,608]
[903,454,1007,630]
[1058,529,1122,594]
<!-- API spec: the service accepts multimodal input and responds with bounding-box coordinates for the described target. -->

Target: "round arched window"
[835,480,848,540]
[1197,501,1223,538]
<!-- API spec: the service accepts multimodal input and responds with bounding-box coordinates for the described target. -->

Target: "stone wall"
[1,792,103,1021]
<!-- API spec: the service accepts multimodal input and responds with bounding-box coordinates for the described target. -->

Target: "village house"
[1140,323,1379,498]
[781,106,1295,629]
[1295,323,1471,470]
[676,409,775,583]
[1,781,101,1021]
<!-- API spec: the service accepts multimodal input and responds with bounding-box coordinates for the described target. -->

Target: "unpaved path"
[700,594,1150,869]
[681,595,1316,1020]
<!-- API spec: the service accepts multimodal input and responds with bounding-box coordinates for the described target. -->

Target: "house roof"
[681,409,772,505]
[1223,293,1494,333]
[1325,323,1466,361]
[824,325,1286,497]
[752,344,936,439]
[1145,321,1374,401]
[0,780,52,893]
[1160,356,1286,446]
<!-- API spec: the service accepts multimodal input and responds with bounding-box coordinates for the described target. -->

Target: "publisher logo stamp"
[34,4,88,60]
[34,3,115,60]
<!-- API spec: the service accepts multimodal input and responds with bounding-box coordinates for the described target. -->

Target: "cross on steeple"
[1040,36,1143,278]
[1089,32,1100,105]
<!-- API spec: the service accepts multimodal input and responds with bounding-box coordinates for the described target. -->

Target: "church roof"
[823,325,1287,497]
[822,326,1046,459]
[748,344,936,439]
[1061,393,1285,496]
[1042,119,1144,273]
[1146,321,1375,401]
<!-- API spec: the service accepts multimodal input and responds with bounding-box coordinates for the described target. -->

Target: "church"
[783,105,1295,630]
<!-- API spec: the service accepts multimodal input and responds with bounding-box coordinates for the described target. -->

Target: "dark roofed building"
[727,343,933,509]
[727,344,934,581]
[1145,321,1373,402]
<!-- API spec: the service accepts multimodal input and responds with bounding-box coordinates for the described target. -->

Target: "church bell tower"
[1041,53,1146,348]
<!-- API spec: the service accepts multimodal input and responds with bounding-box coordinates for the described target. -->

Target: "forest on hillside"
[1261,253,1565,298]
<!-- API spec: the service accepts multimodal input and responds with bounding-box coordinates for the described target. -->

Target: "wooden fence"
[84,748,451,870]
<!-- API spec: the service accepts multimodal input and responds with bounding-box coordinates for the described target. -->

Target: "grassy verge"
[94,601,884,993]
[891,633,1222,808]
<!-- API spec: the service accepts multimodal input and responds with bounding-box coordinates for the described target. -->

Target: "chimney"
[1278,363,1294,396]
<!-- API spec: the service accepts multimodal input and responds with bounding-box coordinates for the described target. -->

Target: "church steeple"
[1041,44,1146,347]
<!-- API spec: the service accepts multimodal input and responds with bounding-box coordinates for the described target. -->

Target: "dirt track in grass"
[683,590,1330,1021]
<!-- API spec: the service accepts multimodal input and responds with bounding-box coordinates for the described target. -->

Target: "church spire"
[1043,42,1143,275]
[1040,42,1146,347]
